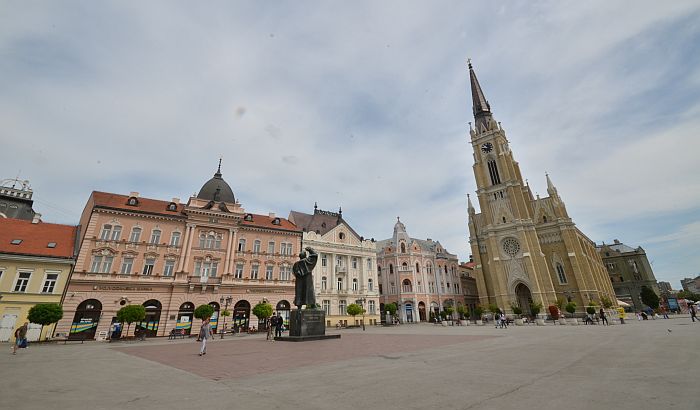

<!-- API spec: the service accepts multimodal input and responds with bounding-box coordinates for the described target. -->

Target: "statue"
[292,247,318,309]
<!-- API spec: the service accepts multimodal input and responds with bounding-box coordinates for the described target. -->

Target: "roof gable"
[0,218,77,259]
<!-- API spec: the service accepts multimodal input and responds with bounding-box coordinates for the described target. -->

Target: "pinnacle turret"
[468,60,494,131]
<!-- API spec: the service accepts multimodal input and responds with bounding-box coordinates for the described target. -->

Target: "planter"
[558,318,567,325]
[475,320,484,326]
[514,318,524,326]
[567,318,578,325]
[535,319,546,326]
[459,320,468,326]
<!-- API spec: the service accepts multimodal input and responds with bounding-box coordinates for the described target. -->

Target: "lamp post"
[356,297,366,331]
[219,296,232,339]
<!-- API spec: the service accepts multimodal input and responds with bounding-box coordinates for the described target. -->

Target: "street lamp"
[356,297,366,331]
[219,296,232,339]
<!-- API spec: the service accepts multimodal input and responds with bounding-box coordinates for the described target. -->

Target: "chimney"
[269,212,276,218]
[171,197,180,204]
[613,239,620,244]
[427,238,432,242]
[129,191,140,198]
[31,213,42,224]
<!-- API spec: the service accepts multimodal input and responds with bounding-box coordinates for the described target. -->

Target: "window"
[163,260,175,276]
[198,234,206,248]
[205,234,215,249]
[338,300,347,315]
[253,240,261,253]
[336,256,342,266]
[91,255,113,273]
[14,272,31,292]
[368,278,373,291]
[339,232,345,240]
[556,263,567,284]
[378,283,383,294]
[322,255,328,267]
[389,264,394,274]
[150,230,161,244]
[201,261,218,277]
[352,257,358,269]
[416,263,420,274]
[367,258,372,270]
[352,278,358,291]
[214,235,222,249]
[402,279,412,292]
[120,257,134,274]
[281,242,289,255]
[42,273,59,293]
[368,300,376,314]
[235,264,244,279]
[129,227,142,243]
[170,232,181,246]
[280,266,291,281]
[167,202,177,211]
[401,243,406,253]
[266,265,274,280]
[321,276,327,290]
[251,264,259,279]
[238,239,246,252]
[100,224,112,240]
[390,282,396,294]
[127,197,138,206]
[322,300,331,315]
[143,258,155,275]
[10,239,22,245]
[487,159,501,185]
[267,241,275,254]
[337,277,343,290]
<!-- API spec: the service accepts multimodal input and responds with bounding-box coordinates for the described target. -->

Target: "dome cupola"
[197,160,235,203]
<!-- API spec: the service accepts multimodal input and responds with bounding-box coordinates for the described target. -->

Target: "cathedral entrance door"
[515,283,533,316]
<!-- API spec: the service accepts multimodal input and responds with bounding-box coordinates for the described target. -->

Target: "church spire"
[468,59,492,129]
[546,172,558,197]
[467,193,475,214]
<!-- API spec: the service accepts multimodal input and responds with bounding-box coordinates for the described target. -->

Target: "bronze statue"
[292,247,318,309]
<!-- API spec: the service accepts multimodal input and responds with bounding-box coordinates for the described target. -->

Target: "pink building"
[56,165,302,339]
[376,218,460,323]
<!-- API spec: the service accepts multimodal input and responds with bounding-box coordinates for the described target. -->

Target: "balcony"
[335,266,347,274]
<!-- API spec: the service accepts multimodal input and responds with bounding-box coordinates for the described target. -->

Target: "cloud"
[1,1,699,287]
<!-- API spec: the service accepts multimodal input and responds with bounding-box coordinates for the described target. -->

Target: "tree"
[600,296,613,309]
[487,304,500,316]
[444,306,455,321]
[456,305,468,319]
[384,302,397,316]
[252,302,273,320]
[640,286,660,310]
[116,305,146,338]
[555,298,565,310]
[194,304,215,320]
[27,303,63,341]
[677,290,700,302]
[347,303,363,324]
[565,302,577,317]
[473,305,484,320]
[529,302,543,318]
[221,309,231,317]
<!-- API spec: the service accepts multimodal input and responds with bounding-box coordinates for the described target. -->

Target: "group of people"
[197,312,286,356]
[494,312,509,328]
[266,313,285,340]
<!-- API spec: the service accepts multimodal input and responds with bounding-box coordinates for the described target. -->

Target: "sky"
[1,1,699,289]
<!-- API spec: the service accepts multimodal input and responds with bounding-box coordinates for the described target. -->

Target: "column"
[224,228,235,274]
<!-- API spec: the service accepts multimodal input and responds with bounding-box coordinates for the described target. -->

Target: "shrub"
[252,302,273,319]
[384,302,397,316]
[487,304,501,315]
[548,305,559,320]
[444,306,455,319]
[530,302,543,317]
[116,305,146,337]
[346,303,363,317]
[511,305,523,317]
[456,305,468,319]
[473,306,484,319]
[555,298,565,310]
[600,296,613,309]
[27,303,63,341]
[640,286,660,310]
[565,302,577,317]
[194,304,215,320]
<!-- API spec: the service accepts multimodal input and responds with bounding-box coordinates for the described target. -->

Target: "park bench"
[168,329,186,340]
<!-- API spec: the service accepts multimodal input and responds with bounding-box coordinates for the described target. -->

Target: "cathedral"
[466,62,616,315]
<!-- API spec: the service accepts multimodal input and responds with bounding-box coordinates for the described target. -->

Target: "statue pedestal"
[275,309,340,342]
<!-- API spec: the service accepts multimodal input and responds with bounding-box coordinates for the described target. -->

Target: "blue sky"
[1,1,699,288]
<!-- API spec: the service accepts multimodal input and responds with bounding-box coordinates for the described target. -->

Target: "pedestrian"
[494,312,500,328]
[267,315,275,341]
[198,318,213,356]
[690,304,698,323]
[599,308,608,326]
[12,322,28,355]
[275,312,283,338]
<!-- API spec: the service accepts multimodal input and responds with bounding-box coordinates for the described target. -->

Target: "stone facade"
[466,62,616,315]
[288,206,380,327]
[680,276,700,294]
[55,166,302,340]
[0,178,37,221]
[376,218,460,322]
[597,239,660,311]
[459,261,479,318]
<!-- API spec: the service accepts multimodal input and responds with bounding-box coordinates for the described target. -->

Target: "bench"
[168,329,186,340]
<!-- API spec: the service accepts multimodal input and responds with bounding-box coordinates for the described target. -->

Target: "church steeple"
[467,193,475,215]
[546,172,558,197]
[468,60,493,130]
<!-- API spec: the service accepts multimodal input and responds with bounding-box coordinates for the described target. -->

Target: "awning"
[616,300,631,307]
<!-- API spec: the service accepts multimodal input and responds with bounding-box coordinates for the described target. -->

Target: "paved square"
[1,319,698,410]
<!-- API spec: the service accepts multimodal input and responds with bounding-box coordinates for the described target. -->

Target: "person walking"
[599,308,608,326]
[274,313,283,338]
[198,318,213,356]
[494,312,500,329]
[12,322,28,355]
[690,304,698,323]
[267,315,275,341]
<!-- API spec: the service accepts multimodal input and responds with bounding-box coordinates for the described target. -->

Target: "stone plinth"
[275,309,340,342]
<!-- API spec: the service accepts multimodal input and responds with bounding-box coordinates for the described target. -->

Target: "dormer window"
[47,242,57,248]
[127,197,138,206]
[167,202,177,211]
[244,214,253,222]
[11,239,22,245]
[272,217,281,225]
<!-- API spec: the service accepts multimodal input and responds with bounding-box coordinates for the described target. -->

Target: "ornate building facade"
[0,178,38,221]
[597,239,660,311]
[288,205,380,327]
[458,260,479,318]
[466,62,616,315]
[55,165,302,340]
[376,218,460,322]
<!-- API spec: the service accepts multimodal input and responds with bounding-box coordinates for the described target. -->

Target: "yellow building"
[0,217,77,341]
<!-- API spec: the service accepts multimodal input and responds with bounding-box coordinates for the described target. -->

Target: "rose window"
[502,238,520,257]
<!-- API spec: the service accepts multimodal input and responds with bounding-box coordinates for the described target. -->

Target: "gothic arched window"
[400,243,406,253]
[487,160,501,185]
[556,263,567,284]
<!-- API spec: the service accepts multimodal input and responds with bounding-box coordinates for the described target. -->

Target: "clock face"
[481,142,493,153]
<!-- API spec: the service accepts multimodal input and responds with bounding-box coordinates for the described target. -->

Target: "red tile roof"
[0,218,77,259]
[241,213,301,233]
[460,262,476,269]
[91,191,185,216]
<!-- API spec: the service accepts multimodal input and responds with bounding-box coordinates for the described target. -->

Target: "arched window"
[402,279,412,292]
[150,229,161,244]
[416,263,420,274]
[352,278,358,291]
[321,276,327,290]
[129,227,142,243]
[100,224,113,240]
[502,216,507,223]
[377,265,382,276]
[169,231,181,246]
[253,240,261,253]
[389,264,394,274]
[543,215,548,223]
[402,262,408,270]
[368,278,373,291]
[400,243,406,253]
[556,263,567,284]
[337,277,343,290]
[487,160,501,185]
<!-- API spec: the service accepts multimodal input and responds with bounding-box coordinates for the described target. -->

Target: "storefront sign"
[97,286,153,291]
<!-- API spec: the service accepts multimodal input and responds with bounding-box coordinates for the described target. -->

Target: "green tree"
[221,309,231,317]
[194,304,215,320]
[117,305,146,338]
[252,302,273,320]
[444,306,455,320]
[600,296,613,309]
[640,286,660,310]
[347,303,363,324]
[27,303,63,341]
[473,305,484,320]
[555,298,565,310]
[456,305,468,319]
[384,302,397,316]
[677,291,700,302]
[565,302,577,317]
[529,302,543,318]
[487,304,500,315]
